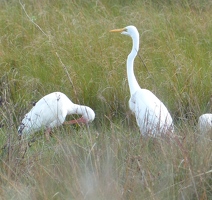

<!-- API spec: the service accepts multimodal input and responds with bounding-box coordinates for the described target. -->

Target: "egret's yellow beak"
[109,28,125,33]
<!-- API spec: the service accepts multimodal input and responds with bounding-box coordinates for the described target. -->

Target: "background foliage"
[0,0,211,199]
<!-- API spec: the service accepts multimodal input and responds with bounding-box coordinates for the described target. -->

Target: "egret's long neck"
[127,33,140,96]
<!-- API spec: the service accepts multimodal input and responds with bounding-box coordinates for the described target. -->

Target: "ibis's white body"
[18,92,95,135]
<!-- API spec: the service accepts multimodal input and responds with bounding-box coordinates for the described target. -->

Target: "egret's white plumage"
[110,25,173,136]
[18,92,95,137]
[198,113,212,133]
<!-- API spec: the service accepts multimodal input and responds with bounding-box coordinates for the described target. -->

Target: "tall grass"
[0,0,211,199]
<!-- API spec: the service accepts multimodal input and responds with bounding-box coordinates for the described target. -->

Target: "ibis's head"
[110,25,138,38]
[79,106,95,124]
[85,107,95,123]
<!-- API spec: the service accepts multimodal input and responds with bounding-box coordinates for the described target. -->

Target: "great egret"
[110,25,174,136]
[198,113,212,133]
[18,92,95,139]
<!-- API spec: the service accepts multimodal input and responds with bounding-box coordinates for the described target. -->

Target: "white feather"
[18,92,95,136]
[110,25,173,136]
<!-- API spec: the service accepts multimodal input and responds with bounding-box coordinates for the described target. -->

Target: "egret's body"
[198,113,212,134]
[110,25,173,136]
[18,92,95,137]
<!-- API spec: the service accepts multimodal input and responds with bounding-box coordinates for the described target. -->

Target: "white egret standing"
[110,25,173,136]
[18,92,95,139]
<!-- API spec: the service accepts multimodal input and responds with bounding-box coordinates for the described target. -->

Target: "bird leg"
[17,137,28,159]
[44,127,52,141]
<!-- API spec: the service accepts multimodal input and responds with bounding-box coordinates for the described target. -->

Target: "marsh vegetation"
[0,0,211,199]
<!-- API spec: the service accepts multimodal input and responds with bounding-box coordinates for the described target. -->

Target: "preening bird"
[110,25,173,136]
[18,92,95,139]
[198,113,212,133]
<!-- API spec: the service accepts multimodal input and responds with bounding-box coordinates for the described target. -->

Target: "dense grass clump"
[0,0,211,199]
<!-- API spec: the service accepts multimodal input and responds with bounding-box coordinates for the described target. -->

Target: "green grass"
[0,0,211,199]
